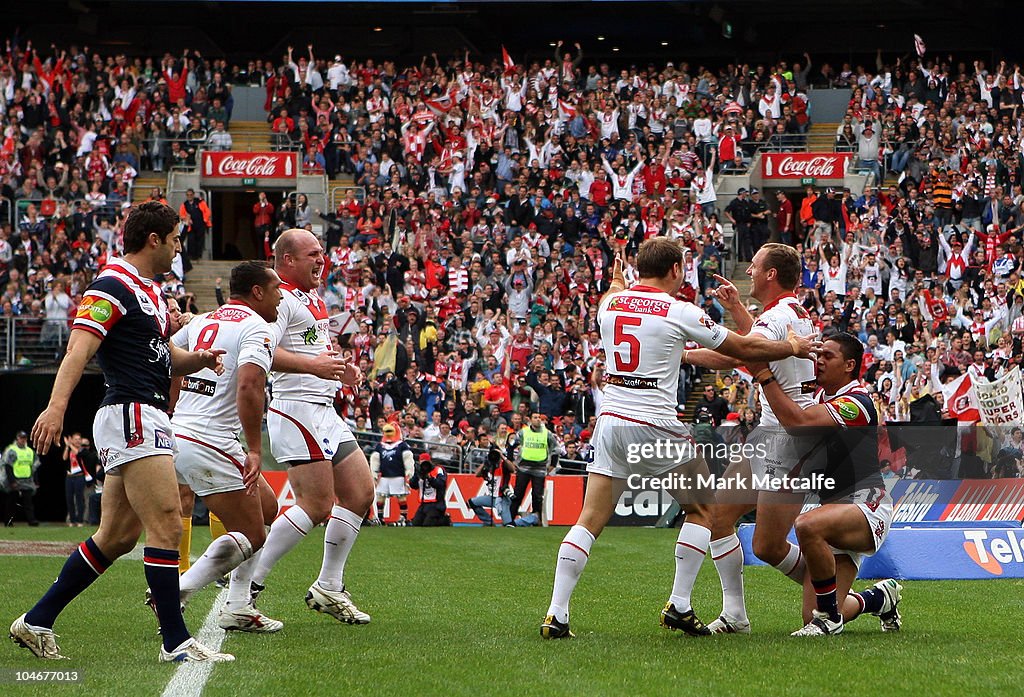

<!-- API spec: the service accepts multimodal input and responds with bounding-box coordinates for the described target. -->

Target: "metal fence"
[0,317,71,371]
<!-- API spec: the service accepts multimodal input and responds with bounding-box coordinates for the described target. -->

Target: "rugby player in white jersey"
[684,243,821,634]
[541,237,821,639]
[167,260,285,633]
[746,331,901,637]
[250,229,373,624]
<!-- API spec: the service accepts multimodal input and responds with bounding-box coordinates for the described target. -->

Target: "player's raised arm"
[710,273,756,334]
[31,329,102,455]
[598,251,627,305]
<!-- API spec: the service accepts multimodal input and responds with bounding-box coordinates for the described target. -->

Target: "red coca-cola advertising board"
[201,151,297,179]
[761,152,851,180]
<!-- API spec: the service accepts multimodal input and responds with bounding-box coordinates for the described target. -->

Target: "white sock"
[179,531,252,603]
[253,507,314,585]
[316,506,363,592]
[773,542,806,584]
[546,525,595,624]
[709,533,747,622]
[225,548,262,610]
[669,523,711,612]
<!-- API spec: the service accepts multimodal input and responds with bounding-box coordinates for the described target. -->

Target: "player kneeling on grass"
[746,330,902,637]
[162,261,286,633]
[540,237,822,639]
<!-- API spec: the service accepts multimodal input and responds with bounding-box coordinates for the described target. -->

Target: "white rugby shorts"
[375,476,408,497]
[746,425,826,492]
[587,411,698,479]
[94,402,176,473]
[173,426,246,497]
[267,399,356,464]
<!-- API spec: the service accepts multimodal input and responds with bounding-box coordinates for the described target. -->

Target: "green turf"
[2,525,1023,696]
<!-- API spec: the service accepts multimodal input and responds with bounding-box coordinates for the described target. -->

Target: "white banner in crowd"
[974,367,1024,426]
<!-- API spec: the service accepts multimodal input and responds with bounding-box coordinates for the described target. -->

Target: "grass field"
[3,523,1024,696]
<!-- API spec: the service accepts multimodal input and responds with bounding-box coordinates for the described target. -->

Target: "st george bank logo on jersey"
[962,529,1024,575]
[608,296,670,316]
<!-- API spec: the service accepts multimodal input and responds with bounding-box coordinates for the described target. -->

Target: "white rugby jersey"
[599,285,727,419]
[171,301,276,437]
[270,282,336,403]
[748,294,817,427]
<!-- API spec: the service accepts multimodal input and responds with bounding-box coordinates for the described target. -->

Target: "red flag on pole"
[501,46,516,75]
[914,34,926,58]
[940,372,981,422]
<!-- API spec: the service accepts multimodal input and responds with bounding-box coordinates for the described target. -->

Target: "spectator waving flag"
[914,34,927,58]
[558,99,577,122]
[425,94,454,116]
[502,45,516,75]
[940,372,981,422]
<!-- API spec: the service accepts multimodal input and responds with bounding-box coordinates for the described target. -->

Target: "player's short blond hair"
[759,243,801,290]
[637,237,683,279]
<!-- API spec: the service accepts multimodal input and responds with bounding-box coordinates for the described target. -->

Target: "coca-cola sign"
[202,151,296,179]
[761,153,851,180]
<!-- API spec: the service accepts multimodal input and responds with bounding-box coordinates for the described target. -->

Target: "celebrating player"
[168,260,285,633]
[250,229,374,624]
[371,424,415,526]
[746,331,902,636]
[11,202,231,663]
[541,237,821,639]
[684,243,821,634]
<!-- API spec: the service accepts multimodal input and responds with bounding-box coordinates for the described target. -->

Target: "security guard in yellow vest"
[3,431,40,526]
[510,414,560,526]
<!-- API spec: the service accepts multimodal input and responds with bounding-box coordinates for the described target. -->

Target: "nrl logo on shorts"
[154,429,173,450]
[302,325,318,345]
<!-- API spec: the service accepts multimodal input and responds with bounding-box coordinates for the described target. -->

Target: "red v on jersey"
[281,282,328,321]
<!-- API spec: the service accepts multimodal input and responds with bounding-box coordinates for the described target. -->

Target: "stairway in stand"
[132,173,170,203]
[184,260,238,313]
[225,121,273,151]
[679,265,754,421]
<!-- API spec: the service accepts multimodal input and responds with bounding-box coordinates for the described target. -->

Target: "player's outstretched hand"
[198,348,226,375]
[711,274,741,307]
[786,328,822,359]
[31,405,65,456]
[612,251,625,286]
[310,349,347,381]
[242,451,261,495]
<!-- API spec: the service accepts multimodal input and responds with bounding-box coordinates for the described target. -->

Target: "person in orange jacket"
[179,188,211,261]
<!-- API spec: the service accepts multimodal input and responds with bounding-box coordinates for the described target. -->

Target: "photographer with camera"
[408,453,450,527]
[469,440,514,527]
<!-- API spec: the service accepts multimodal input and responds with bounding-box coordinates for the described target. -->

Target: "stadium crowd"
[1,36,1023,482]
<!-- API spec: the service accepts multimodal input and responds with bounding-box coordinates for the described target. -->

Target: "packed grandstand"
[1,38,1022,479]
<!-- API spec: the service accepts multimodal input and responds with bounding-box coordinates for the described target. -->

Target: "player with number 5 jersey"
[541,237,822,641]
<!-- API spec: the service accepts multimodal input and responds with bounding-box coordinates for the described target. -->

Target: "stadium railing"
[0,317,71,371]
[329,186,367,212]
[351,429,466,472]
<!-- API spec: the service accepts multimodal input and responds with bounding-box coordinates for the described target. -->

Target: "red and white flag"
[557,99,577,122]
[425,94,454,116]
[914,34,927,58]
[940,372,981,422]
[918,288,948,324]
[501,45,516,75]
[723,101,744,116]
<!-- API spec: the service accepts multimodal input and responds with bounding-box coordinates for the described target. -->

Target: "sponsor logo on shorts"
[605,373,658,389]
[154,429,173,450]
[962,530,1024,576]
[181,375,217,396]
[874,520,886,540]
[323,438,334,457]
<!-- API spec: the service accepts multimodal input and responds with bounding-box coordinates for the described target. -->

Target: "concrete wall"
[231,86,269,122]
[807,88,852,124]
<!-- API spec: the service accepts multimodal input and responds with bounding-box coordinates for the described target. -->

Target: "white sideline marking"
[161,588,229,697]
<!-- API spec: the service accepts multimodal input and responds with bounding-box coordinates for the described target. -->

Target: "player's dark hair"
[759,243,801,290]
[122,201,178,254]
[230,260,273,298]
[636,237,683,279]
[824,329,864,377]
